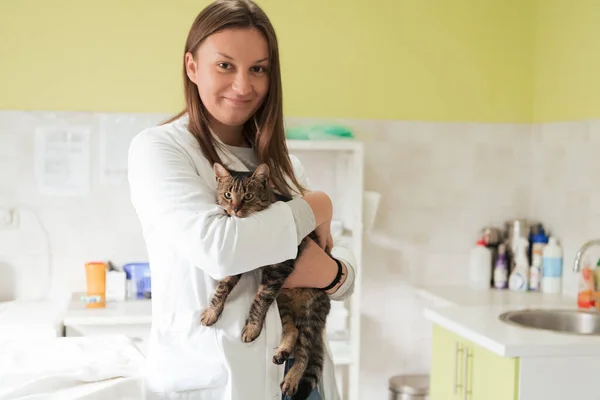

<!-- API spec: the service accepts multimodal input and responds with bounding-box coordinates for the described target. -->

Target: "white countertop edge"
[62,316,153,326]
[424,306,600,358]
[414,287,456,307]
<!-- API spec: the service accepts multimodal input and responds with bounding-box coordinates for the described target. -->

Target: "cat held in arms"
[200,162,332,400]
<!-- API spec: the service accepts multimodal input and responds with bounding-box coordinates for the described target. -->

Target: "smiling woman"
[126,1,357,400]
[188,28,270,143]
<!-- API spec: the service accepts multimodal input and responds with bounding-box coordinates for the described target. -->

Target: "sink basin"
[499,308,600,335]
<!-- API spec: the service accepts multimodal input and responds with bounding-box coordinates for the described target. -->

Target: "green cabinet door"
[468,340,519,400]
[430,324,519,400]
[430,324,462,400]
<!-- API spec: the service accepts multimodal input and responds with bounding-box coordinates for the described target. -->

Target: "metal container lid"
[389,374,430,395]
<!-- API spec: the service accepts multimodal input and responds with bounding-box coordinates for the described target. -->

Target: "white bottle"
[468,239,492,290]
[529,238,546,291]
[509,237,529,292]
[493,244,509,289]
[542,237,563,294]
[529,263,541,292]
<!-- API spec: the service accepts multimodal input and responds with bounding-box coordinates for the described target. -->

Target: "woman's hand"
[302,191,334,253]
[282,238,347,294]
[314,221,333,253]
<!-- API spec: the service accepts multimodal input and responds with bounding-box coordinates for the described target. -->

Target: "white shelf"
[287,139,363,152]
[287,139,364,400]
[63,294,152,326]
[329,339,353,365]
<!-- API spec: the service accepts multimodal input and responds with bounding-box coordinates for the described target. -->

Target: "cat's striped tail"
[291,327,326,400]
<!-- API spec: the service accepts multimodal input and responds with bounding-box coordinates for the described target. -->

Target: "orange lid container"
[85,261,106,308]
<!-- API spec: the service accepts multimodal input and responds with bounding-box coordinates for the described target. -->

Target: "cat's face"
[213,163,272,218]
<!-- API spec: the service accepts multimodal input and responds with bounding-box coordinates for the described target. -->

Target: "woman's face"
[186,27,270,129]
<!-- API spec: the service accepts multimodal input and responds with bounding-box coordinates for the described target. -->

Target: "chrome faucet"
[573,239,600,272]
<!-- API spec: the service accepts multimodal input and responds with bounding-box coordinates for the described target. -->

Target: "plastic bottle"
[577,256,595,309]
[509,237,529,292]
[493,244,509,289]
[468,239,492,290]
[84,261,106,308]
[529,230,548,291]
[541,237,563,294]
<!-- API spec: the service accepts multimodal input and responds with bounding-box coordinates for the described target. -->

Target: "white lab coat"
[127,115,357,400]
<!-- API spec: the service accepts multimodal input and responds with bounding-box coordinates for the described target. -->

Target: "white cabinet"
[518,356,600,399]
[62,295,152,355]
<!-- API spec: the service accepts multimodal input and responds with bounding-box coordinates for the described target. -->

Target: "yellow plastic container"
[85,261,106,308]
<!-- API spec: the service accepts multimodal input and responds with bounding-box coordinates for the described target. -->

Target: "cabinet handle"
[463,347,472,400]
[454,342,463,395]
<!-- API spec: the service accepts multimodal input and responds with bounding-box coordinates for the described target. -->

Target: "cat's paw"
[280,376,299,397]
[272,350,290,365]
[241,322,261,343]
[200,307,219,326]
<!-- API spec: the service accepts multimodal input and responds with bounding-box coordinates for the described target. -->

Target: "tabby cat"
[200,162,332,400]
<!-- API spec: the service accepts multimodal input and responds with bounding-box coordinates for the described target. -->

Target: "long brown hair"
[163,0,305,197]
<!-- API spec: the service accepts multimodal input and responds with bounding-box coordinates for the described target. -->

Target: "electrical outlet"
[0,208,18,228]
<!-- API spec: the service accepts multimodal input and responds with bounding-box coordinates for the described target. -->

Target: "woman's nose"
[232,72,251,95]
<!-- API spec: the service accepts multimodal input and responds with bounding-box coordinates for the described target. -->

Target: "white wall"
[1,110,596,398]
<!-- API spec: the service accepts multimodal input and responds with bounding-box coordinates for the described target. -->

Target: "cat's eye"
[243,193,254,201]
[224,192,232,199]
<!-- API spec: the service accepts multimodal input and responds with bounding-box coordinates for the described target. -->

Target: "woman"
[127,1,357,399]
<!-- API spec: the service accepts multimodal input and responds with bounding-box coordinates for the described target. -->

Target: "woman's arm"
[283,155,358,301]
[282,238,347,294]
[128,129,318,280]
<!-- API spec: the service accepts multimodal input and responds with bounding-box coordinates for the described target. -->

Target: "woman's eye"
[218,62,232,70]
[224,192,232,199]
[251,66,267,74]
[244,193,254,201]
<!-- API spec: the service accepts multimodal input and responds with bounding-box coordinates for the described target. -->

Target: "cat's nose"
[233,206,240,212]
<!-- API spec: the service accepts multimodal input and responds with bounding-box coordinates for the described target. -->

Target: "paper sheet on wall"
[34,126,91,196]
[99,115,146,185]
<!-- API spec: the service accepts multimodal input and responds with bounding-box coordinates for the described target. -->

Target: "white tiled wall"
[530,120,600,297]
[0,111,168,300]
[285,118,534,399]
[0,110,594,398]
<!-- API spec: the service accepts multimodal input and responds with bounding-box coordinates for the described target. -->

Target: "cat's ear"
[252,164,270,182]
[213,163,231,179]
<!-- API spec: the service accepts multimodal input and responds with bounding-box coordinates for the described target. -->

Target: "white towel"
[0,335,145,400]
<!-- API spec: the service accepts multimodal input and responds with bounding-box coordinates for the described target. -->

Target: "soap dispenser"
[509,237,529,292]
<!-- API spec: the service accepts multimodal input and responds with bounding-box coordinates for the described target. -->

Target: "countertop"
[62,293,152,326]
[415,284,576,308]
[418,285,600,358]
